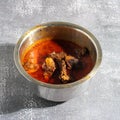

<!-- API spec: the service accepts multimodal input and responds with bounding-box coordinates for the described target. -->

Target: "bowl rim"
[14,21,102,89]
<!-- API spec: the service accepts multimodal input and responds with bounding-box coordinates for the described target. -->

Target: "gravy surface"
[22,38,94,84]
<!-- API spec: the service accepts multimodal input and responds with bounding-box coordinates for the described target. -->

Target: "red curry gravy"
[22,38,94,84]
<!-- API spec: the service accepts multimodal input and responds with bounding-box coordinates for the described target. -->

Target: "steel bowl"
[14,22,102,102]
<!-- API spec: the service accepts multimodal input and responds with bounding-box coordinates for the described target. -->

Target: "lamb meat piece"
[42,57,56,80]
[49,52,79,83]
[23,62,39,73]
[42,52,79,83]
[23,54,39,73]
[59,60,70,83]
[65,55,79,70]
[49,51,67,60]
[80,47,89,56]
[75,47,89,58]
[49,52,70,83]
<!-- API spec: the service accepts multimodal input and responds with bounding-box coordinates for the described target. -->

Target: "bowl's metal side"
[37,77,90,102]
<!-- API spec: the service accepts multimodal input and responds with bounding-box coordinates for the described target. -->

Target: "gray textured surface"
[0,0,120,120]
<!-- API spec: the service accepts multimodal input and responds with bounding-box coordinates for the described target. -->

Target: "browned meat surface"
[80,47,89,56]
[49,52,70,82]
[75,47,89,58]
[42,57,56,80]
[23,56,39,73]
[49,51,66,60]
[59,60,70,83]
[65,55,79,70]
[42,51,85,83]
[23,62,39,73]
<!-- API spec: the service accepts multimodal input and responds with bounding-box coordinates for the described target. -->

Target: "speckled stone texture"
[0,0,120,120]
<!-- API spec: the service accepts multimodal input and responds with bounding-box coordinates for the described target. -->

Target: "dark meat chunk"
[65,55,79,70]
[42,51,80,83]
[59,60,70,83]
[80,47,89,56]
[42,57,56,80]
[75,47,89,58]
[49,51,67,60]
[50,52,70,83]
[49,51,79,83]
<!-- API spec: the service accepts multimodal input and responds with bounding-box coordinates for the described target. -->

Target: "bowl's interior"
[19,25,97,66]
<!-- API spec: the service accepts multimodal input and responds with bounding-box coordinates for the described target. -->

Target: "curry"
[22,38,94,84]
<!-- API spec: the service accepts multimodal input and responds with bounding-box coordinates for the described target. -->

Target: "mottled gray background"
[0,0,120,120]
